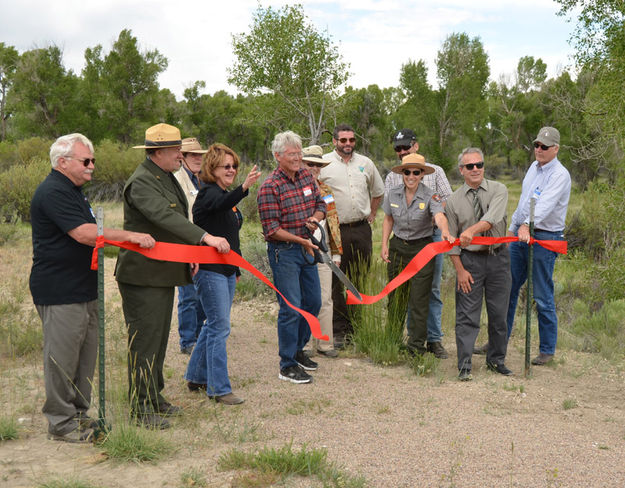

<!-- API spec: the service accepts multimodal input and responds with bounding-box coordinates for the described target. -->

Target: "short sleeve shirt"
[382,183,443,240]
[29,170,97,305]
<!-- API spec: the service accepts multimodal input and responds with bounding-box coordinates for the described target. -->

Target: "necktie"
[470,188,483,222]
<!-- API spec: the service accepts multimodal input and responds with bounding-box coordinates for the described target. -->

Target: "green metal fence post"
[524,198,536,378]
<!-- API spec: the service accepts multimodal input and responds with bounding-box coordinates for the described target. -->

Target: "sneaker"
[214,393,245,405]
[458,369,473,381]
[278,365,313,384]
[295,350,318,371]
[531,353,554,366]
[48,426,94,443]
[426,341,449,359]
[486,361,513,376]
[473,343,488,355]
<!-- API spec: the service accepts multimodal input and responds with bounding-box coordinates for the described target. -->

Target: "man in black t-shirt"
[30,133,155,443]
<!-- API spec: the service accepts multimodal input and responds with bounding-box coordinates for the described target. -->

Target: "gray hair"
[50,133,94,168]
[457,147,484,168]
[272,131,302,157]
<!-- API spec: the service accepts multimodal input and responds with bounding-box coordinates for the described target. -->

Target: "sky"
[1,0,578,100]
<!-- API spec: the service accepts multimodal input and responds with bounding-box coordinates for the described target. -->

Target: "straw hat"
[302,145,329,166]
[390,153,434,175]
[133,123,182,149]
[181,137,207,154]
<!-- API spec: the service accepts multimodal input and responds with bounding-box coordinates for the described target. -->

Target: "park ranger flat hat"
[181,137,208,154]
[133,123,182,149]
[391,153,434,175]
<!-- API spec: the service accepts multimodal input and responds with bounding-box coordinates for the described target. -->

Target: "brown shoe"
[48,426,94,443]
[215,393,244,405]
[473,343,488,355]
[317,349,339,358]
[531,353,554,366]
[426,341,448,359]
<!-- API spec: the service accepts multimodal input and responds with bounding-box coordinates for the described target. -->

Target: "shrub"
[17,137,51,165]
[0,156,50,222]
[86,140,143,201]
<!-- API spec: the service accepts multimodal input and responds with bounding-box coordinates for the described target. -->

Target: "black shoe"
[74,412,98,430]
[295,350,318,371]
[473,343,488,355]
[187,381,207,392]
[180,346,194,355]
[154,401,182,417]
[278,365,313,384]
[486,362,513,376]
[458,369,473,381]
[133,412,170,430]
[426,341,449,359]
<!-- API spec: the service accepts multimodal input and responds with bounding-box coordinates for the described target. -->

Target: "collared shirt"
[445,179,508,255]
[382,183,443,240]
[319,150,385,224]
[257,166,326,241]
[384,162,452,202]
[174,166,201,220]
[509,157,571,233]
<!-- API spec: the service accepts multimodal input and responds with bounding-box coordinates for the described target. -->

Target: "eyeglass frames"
[402,169,422,176]
[461,162,484,170]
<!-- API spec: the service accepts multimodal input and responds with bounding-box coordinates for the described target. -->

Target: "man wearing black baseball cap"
[385,129,453,359]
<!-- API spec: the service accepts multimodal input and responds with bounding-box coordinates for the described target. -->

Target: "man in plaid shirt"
[257,131,326,384]
[385,129,453,359]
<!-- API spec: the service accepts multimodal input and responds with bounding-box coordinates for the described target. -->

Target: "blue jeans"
[268,242,321,370]
[177,283,206,349]
[185,270,236,396]
[506,230,563,355]
[426,228,444,342]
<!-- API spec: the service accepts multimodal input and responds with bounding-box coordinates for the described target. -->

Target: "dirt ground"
[2,282,625,488]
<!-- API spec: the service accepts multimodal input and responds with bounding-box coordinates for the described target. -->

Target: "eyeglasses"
[305,162,325,168]
[217,164,239,170]
[461,162,484,170]
[394,145,412,152]
[66,156,96,167]
[533,142,553,151]
[402,169,421,176]
[338,137,356,144]
[283,151,302,159]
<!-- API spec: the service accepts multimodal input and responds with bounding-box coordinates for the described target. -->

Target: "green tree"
[0,43,19,141]
[229,4,350,143]
[435,33,490,166]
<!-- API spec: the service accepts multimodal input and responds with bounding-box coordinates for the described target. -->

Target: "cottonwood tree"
[229,4,349,143]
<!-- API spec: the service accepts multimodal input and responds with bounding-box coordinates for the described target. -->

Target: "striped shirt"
[257,167,326,241]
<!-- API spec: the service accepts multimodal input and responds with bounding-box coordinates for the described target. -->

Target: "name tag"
[323,194,335,204]
[533,187,542,199]
[303,186,312,197]
[170,203,177,208]
[390,203,399,208]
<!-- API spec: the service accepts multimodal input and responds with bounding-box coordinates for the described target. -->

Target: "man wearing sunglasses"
[30,133,156,443]
[507,127,571,366]
[319,124,385,347]
[385,129,453,359]
[445,147,513,381]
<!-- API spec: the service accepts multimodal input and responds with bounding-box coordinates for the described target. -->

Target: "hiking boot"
[74,412,98,430]
[214,393,244,405]
[426,341,449,359]
[295,350,318,371]
[531,353,554,366]
[154,401,182,417]
[278,365,313,384]
[486,361,513,376]
[48,426,94,444]
[473,343,488,355]
[317,349,339,358]
[458,369,473,381]
[134,412,170,430]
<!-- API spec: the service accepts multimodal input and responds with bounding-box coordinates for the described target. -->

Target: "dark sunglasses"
[66,156,96,167]
[305,162,325,168]
[338,137,356,144]
[217,164,239,170]
[533,142,553,151]
[394,145,412,152]
[462,162,484,170]
[402,169,421,176]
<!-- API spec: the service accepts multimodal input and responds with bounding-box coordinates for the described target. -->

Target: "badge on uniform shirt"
[432,193,441,203]
[358,166,365,173]
[323,194,335,204]
[303,186,312,197]
[170,203,177,208]
[419,202,425,210]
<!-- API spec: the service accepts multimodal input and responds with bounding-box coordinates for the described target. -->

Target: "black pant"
[332,221,372,339]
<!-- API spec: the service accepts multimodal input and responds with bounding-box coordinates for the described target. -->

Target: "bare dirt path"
[2,295,624,487]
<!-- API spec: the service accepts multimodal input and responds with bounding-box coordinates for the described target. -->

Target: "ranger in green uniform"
[115,123,229,429]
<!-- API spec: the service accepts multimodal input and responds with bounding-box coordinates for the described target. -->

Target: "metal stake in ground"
[95,207,108,435]
[524,198,536,378]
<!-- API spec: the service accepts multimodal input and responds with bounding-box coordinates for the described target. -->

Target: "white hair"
[272,131,302,157]
[457,147,484,167]
[50,133,94,168]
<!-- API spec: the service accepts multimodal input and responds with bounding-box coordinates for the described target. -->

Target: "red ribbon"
[91,236,327,341]
[345,236,567,305]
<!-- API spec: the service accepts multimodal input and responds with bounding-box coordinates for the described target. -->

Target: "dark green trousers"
[117,282,174,412]
[387,236,434,354]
